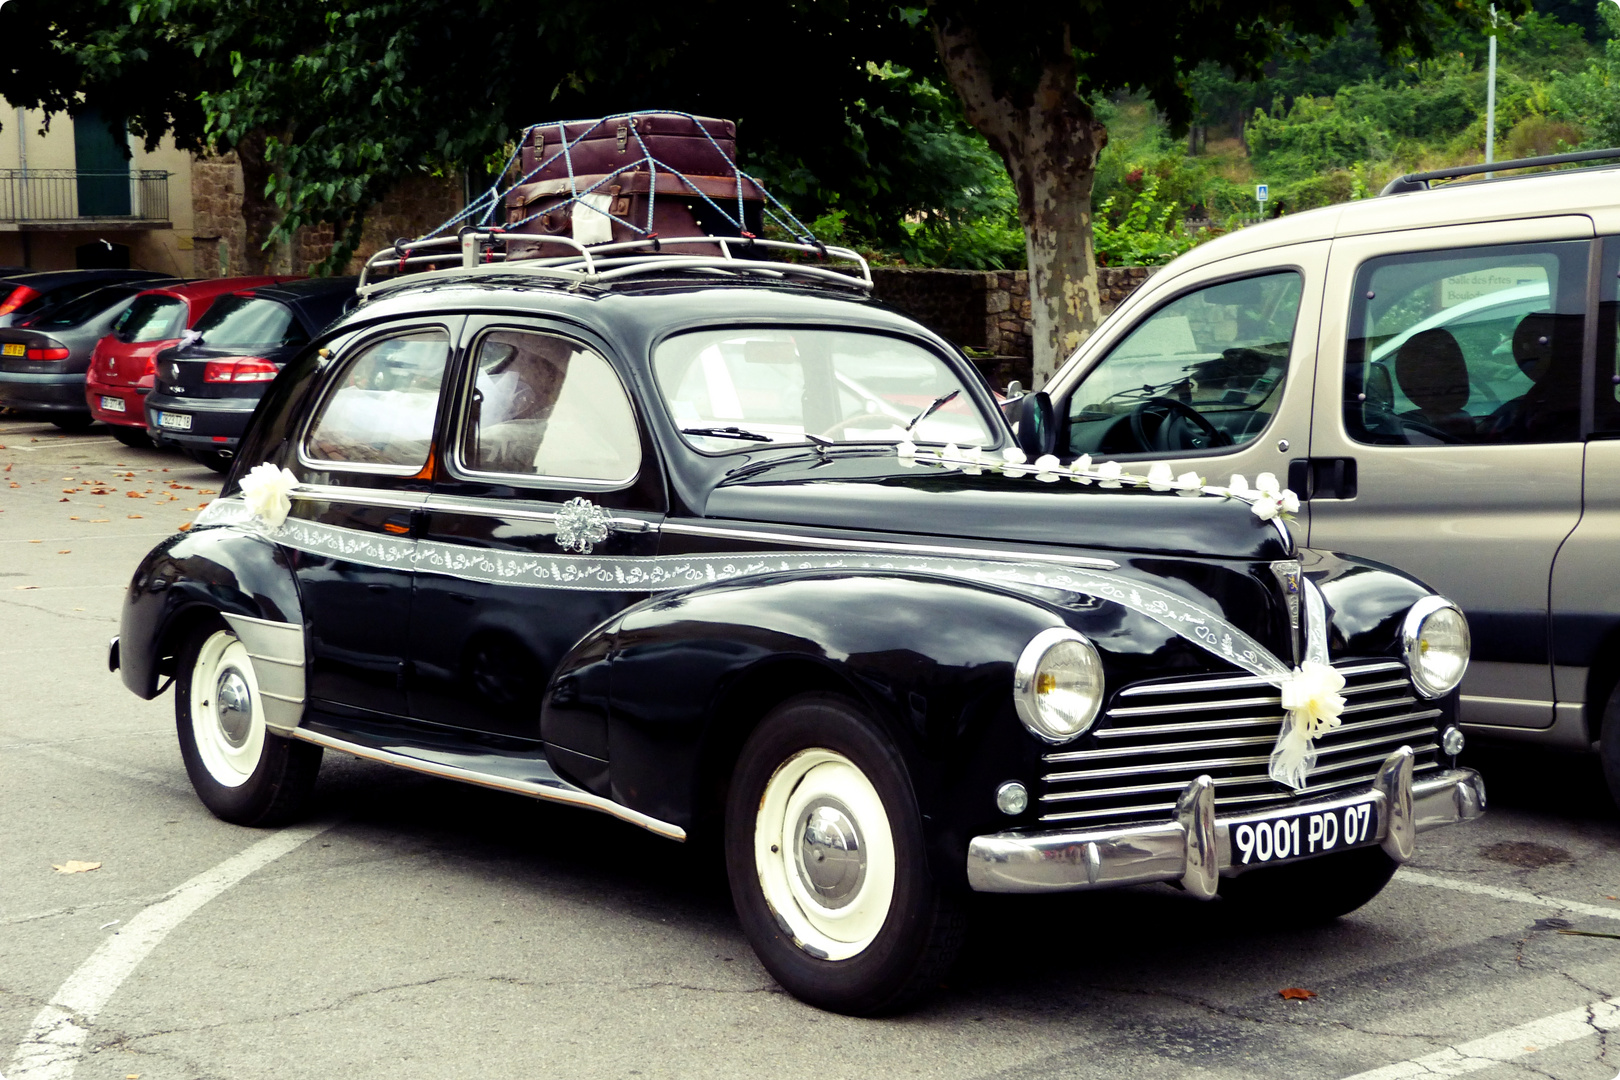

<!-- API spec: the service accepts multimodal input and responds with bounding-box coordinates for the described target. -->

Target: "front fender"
[118,525,303,703]
[552,571,1130,882]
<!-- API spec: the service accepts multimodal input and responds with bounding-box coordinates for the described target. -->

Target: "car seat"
[1481,312,1583,443]
[1393,328,1476,441]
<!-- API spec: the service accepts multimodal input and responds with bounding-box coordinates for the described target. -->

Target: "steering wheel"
[1128,396,1232,452]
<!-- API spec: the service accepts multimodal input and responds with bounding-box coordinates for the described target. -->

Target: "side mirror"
[1011,390,1057,459]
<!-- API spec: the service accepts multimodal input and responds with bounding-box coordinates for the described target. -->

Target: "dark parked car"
[144,277,357,471]
[0,280,180,428]
[113,233,1483,1015]
[0,269,170,329]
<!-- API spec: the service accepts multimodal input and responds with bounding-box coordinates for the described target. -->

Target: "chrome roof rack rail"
[356,230,871,302]
[1380,146,1620,195]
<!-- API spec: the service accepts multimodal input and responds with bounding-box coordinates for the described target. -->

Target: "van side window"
[1344,241,1589,446]
[1597,236,1620,435]
[1065,271,1302,456]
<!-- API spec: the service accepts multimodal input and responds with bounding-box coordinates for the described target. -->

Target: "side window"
[1344,240,1589,446]
[303,329,450,471]
[461,330,640,484]
[1598,236,1620,434]
[1065,271,1303,455]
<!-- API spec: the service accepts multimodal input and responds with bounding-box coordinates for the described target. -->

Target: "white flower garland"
[894,441,1301,525]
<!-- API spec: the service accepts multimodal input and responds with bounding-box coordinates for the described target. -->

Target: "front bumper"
[966,748,1484,894]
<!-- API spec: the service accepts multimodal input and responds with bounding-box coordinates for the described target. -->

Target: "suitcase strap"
[507,172,765,210]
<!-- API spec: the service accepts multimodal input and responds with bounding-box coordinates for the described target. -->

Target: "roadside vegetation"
[825,1,1619,271]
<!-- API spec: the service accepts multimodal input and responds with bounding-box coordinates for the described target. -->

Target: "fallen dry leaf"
[126,491,144,499]
[57,550,70,555]
[1279,987,1317,1000]
[3,462,10,470]
[14,585,38,590]
[52,861,101,874]
[28,539,41,543]
[91,519,109,523]
[9,482,18,488]
[177,522,192,531]
[58,497,69,502]
[127,513,143,519]
[91,488,112,495]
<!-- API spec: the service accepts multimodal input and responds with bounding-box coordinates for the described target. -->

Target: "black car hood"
[702,453,1293,561]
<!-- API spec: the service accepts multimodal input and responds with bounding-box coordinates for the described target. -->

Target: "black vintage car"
[112,234,1484,1015]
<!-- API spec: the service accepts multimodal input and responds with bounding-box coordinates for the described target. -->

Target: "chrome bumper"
[966,748,1485,895]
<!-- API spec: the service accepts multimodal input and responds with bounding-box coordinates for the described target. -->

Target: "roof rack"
[1380,146,1620,196]
[356,230,873,302]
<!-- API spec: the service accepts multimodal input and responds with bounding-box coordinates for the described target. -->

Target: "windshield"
[115,295,187,343]
[654,328,997,452]
[192,294,305,348]
[29,286,142,329]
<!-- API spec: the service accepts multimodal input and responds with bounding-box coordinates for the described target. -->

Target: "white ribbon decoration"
[237,463,300,529]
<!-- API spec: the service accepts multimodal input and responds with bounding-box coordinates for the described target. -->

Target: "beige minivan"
[1037,151,1620,802]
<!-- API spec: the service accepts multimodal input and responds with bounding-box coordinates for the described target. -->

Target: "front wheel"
[724,694,964,1015]
[1218,844,1399,924]
[175,616,322,826]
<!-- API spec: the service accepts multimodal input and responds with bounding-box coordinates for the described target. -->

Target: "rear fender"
[119,526,304,732]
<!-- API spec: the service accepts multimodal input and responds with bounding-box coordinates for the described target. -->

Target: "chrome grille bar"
[1037,659,1443,827]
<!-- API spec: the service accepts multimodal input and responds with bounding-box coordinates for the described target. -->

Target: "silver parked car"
[1031,149,1620,802]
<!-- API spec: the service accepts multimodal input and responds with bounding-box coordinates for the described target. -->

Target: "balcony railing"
[0,169,171,224]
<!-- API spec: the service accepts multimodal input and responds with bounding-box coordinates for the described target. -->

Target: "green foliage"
[1551,4,1620,149]
[1247,95,1385,180]
[1092,178,1197,267]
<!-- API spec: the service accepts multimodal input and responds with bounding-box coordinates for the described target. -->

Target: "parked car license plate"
[156,411,191,431]
[2,343,23,357]
[1230,798,1380,865]
[100,395,127,413]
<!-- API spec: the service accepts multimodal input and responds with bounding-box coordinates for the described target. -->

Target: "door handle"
[1287,457,1357,501]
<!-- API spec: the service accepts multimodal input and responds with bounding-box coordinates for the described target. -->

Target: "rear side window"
[1344,240,1589,446]
[193,295,307,348]
[115,295,187,342]
[1598,236,1620,435]
[303,330,450,472]
[30,286,141,329]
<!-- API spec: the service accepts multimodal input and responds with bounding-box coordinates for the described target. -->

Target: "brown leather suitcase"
[505,171,764,256]
[518,113,738,183]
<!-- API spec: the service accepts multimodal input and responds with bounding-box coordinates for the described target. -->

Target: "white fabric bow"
[238,463,300,529]
[1269,660,1347,789]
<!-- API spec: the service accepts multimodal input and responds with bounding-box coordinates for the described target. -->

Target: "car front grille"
[1038,659,1443,829]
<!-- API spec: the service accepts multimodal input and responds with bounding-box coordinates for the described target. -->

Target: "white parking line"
[1396,868,1620,922]
[1340,995,1620,1079]
[6,822,332,1080]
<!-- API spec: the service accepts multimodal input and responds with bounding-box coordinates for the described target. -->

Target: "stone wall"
[871,265,1157,390]
[188,158,463,277]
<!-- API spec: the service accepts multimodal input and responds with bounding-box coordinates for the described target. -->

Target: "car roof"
[132,276,302,303]
[0,268,170,290]
[246,276,359,304]
[1165,164,1620,276]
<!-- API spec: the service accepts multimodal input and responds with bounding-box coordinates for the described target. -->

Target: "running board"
[290,722,686,841]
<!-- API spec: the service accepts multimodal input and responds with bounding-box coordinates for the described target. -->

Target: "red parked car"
[84,277,296,447]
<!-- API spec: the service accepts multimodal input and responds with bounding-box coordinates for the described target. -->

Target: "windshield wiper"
[682,425,772,442]
[905,389,960,433]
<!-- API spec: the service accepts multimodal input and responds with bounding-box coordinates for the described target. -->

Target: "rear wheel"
[1218,845,1399,924]
[49,413,94,432]
[175,615,322,826]
[724,694,964,1015]
[186,448,233,474]
[1600,683,1620,810]
[111,425,153,449]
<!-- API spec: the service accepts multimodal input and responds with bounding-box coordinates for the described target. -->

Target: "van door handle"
[1288,457,1357,501]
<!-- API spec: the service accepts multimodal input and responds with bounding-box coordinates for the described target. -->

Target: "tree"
[922,0,1518,384]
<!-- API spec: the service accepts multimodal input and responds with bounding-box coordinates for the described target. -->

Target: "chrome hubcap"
[795,798,866,908]
[215,670,252,748]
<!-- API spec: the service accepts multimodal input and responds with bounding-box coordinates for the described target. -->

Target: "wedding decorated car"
[110,114,1484,1015]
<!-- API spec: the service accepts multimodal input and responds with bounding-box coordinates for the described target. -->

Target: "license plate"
[100,395,126,413]
[156,411,192,431]
[2,343,22,357]
[1230,799,1380,866]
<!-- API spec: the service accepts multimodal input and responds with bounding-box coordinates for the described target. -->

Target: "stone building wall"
[188,158,462,278]
[871,265,1157,390]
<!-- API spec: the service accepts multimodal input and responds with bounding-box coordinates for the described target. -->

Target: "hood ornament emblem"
[554,497,613,554]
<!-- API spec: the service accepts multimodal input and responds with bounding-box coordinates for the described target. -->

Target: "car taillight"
[203,356,278,383]
[0,285,40,316]
[25,347,71,360]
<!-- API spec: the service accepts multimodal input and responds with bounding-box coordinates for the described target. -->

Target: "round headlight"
[1014,627,1104,743]
[1403,596,1470,698]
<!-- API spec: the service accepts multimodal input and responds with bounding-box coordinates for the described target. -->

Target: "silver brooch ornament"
[554,497,613,554]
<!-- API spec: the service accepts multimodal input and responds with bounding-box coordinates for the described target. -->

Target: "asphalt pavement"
[2,414,1617,1080]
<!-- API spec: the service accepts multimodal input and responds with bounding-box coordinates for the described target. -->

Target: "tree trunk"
[233,129,286,275]
[930,18,1107,389]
